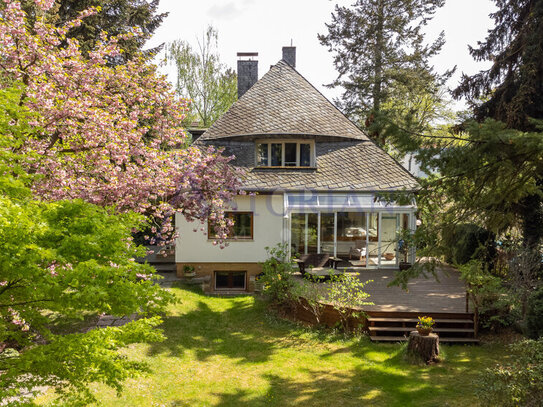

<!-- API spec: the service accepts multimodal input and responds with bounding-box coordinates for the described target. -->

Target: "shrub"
[526,286,543,339]
[460,261,519,331]
[478,339,543,406]
[259,244,298,306]
[296,276,326,325]
[327,273,373,332]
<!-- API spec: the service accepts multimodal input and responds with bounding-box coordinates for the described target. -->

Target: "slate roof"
[199,60,368,141]
[196,59,419,192]
[213,140,419,192]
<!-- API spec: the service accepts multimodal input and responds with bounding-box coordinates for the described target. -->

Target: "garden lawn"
[36,284,507,406]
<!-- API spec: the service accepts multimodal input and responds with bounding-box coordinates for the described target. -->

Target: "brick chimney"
[237,52,258,99]
[282,46,296,68]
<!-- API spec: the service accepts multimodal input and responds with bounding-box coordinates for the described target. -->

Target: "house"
[175,47,419,292]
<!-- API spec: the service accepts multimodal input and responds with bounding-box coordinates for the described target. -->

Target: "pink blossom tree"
[0,0,242,243]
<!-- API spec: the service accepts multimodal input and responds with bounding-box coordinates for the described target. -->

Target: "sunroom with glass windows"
[285,193,416,268]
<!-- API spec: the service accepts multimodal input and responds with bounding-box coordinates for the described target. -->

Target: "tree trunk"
[407,331,440,364]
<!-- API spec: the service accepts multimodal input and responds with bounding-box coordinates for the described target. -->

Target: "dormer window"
[256,140,314,167]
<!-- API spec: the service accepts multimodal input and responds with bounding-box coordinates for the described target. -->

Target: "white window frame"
[255,140,315,167]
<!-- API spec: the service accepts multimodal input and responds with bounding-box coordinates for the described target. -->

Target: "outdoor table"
[328,257,342,269]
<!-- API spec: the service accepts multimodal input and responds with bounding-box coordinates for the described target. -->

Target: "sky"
[146,0,497,108]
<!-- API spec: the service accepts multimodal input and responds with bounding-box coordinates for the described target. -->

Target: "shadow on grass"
[147,295,289,363]
[149,286,499,406]
[207,367,451,407]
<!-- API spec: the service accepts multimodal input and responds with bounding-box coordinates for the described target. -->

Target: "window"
[215,271,246,290]
[255,141,314,167]
[208,212,253,240]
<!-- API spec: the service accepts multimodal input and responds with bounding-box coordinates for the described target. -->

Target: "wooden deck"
[296,265,468,314]
[354,266,467,314]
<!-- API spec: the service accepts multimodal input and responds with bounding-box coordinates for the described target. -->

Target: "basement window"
[215,271,246,290]
[256,140,314,167]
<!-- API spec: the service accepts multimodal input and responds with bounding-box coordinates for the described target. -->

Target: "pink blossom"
[0,0,243,245]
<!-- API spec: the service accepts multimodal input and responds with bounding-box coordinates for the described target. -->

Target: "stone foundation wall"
[176,262,263,292]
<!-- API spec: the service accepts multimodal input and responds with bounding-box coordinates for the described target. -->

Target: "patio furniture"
[349,240,367,260]
[328,256,342,269]
[293,254,330,277]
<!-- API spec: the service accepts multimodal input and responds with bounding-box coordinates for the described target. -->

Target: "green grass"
[37,285,508,406]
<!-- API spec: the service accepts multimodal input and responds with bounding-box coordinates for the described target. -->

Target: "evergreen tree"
[319,0,449,145]
[23,0,168,61]
[453,0,543,132]
[452,0,543,250]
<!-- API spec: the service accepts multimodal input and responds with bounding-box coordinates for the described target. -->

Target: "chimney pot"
[282,46,296,68]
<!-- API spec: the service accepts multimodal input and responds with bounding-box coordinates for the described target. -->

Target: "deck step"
[369,327,474,333]
[367,317,473,324]
[369,335,480,344]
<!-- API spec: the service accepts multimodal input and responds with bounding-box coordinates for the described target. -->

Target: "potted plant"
[183,265,196,279]
[416,316,435,336]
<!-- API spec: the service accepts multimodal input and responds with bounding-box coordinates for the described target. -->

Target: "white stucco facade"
[175,193,285,263]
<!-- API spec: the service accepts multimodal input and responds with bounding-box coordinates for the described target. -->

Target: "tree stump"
[407,331,440,364]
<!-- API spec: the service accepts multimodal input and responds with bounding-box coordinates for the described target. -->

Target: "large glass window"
[291,213,318,255]
[337,212,367,264]
[381,214,398,267]
[256,141,313,167]
[320,213,335,255]
[208,212,253,240]
[289,210,413,268]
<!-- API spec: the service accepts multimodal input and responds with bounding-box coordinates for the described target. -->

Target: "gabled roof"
[198,60,369,141]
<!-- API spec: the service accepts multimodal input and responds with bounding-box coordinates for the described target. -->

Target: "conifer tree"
[21,0,168,61]
[452,0,543,250]
[319,0,449,145]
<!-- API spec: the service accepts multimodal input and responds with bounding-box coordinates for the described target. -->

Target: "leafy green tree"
[166,26,237,128]
[0,85,174,405]
[319,0,450,145]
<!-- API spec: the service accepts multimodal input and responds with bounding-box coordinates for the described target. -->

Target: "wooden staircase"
[367,311,479,344]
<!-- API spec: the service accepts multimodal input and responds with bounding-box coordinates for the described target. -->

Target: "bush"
[478,339,543,406]
[460,261,519,331]
[259,244,298,306]
[327,273,373,332]
[526,286,543,339]
[443,223,495,266]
